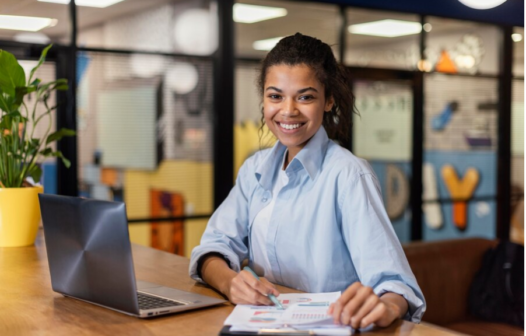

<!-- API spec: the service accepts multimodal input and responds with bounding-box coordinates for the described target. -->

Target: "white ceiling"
[0,0,519,63]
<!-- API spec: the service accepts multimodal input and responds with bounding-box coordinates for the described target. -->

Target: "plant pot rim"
[0,186,44,190]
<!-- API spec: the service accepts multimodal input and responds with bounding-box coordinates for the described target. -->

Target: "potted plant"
[0,45,75,247]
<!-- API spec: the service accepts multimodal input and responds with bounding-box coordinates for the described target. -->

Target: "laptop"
[39,194,226,318]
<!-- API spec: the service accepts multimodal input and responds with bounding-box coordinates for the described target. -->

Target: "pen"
[243,266,284,309]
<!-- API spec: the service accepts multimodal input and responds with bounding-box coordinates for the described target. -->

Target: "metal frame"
[56,0,78,196]
[213,0,235,209]
[496,25,514,240]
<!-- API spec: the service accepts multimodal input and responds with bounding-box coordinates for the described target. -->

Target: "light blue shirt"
[189,127,426,322]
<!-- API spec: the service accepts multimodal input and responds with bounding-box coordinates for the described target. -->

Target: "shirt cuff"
[373,281,426,323]
[189,247,241,284]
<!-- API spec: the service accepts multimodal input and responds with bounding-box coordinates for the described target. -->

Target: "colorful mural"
[423,151,496,241]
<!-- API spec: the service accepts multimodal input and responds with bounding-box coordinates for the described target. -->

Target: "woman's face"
[263,64,334,158]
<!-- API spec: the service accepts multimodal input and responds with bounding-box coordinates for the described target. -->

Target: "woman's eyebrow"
[265,86,318,93]
[297,87,318,93]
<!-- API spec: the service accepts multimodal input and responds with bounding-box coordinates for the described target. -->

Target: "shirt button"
[262,198,268,202]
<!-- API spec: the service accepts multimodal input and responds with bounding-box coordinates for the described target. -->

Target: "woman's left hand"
[327,282,407,329]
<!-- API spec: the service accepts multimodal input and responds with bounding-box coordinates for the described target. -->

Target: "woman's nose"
[281,99,298,116]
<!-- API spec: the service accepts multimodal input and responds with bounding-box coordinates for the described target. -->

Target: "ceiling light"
[512,33,523,42]
[348,20,422,38]
[457,0,507,10]
[13,32,51,44]
[253,37,284,51]
[233,4,287,24]
[173,8,218,56]
[423,23,432,32]
[165,63,199,95]
[38,0,125,8]
[0,15,57,32]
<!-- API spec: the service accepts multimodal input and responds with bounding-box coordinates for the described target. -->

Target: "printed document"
[224,292,354,335]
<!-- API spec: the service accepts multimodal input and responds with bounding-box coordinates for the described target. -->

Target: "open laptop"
[39,194,226,318]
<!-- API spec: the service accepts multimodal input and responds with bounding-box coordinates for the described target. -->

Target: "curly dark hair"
[258,32,356,144]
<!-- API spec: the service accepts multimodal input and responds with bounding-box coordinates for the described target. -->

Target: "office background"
[0,0,523,257]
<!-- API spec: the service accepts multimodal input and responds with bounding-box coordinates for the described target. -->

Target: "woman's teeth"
[280,123,302,130]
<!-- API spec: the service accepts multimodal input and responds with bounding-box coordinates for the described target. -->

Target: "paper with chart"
[225,292,353,334]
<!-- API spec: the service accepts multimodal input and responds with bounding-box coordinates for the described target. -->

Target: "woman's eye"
[299,95,314,101]
[268,94,281,100]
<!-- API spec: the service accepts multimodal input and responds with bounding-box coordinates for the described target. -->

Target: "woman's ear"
[325,96,335,113]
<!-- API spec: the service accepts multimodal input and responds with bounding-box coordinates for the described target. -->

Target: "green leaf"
[28,44,52,85]
[30,78,41,86]
[37,78,68,95]
[50,150,71,168]
[0,110,26,129]
[0,116,11,129]
[27,165,42,183]
[0,90,12,112]
[13,86,30,110]
[1,110,22,119]
[0,50,26,97]
[39,147,52,156]
[46,128,76,145]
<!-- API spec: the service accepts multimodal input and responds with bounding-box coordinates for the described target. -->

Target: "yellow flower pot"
[0,186,44,247]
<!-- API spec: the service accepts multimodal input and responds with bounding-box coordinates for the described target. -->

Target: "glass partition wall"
[75,0,216,257]
[0,1,521,251]
[233,1,521,244]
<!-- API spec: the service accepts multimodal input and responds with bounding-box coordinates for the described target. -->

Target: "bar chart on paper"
[225,292,353,335]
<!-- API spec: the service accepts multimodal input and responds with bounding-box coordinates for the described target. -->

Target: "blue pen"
[243,266,284,309]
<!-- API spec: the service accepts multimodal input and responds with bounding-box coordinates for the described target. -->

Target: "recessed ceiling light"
[423,23,432,32]
[253,37,284,51]
[348,19,422,38]
[38,0,125,8]
[512,33,523,42]
[14,32,51,44]
[0,15,57,32]
[234,4,287,24]
[457,0,507,10]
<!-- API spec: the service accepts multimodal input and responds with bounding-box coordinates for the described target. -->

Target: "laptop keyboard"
[137,292,185,310]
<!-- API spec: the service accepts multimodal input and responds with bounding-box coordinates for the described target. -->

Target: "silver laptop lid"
[39,194,140,315]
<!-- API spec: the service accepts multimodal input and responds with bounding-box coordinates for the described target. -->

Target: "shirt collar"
[255,127,330,190]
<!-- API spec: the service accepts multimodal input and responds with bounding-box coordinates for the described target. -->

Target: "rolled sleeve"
[189,161,253,284]
[374,280,425,323]
[341,170,426,323]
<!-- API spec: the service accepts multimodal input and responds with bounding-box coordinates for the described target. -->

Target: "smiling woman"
[190,33,426,330]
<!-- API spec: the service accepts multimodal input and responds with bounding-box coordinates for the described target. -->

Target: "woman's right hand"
[226,270,280,305]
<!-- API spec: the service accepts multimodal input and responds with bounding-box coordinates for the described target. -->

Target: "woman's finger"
[260,277,280,297]
[230,274,272,305]
[330,282,362,324]
[338,282,362,304]
[361,301,388,328]
[349,294,379,329]
[239,271,276,297]
[340,286,374,325]
[238,274,273,305]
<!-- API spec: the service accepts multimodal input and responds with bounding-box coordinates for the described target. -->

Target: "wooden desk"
[0,229,463,336]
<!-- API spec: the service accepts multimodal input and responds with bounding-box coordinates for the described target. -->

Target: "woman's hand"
[226,270,281,305]
[327,282,408,329]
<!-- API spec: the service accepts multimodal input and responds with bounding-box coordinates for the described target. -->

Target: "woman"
[189,33,425,329]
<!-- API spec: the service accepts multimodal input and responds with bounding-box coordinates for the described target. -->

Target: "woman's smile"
[275,121,307,132]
